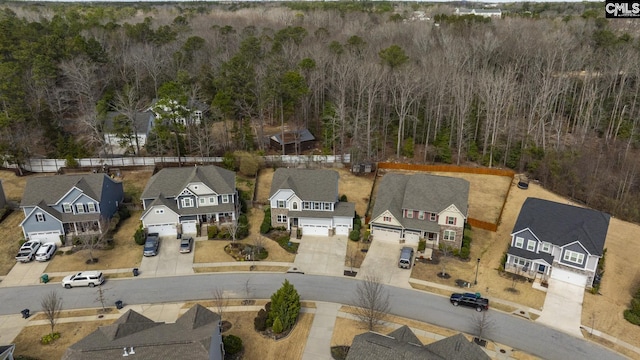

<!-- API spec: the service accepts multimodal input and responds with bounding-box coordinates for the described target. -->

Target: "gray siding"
[57,188,84,207]
[513,229,537,252]
[23,211,63,233]
[99,177,124,218]
[559,242,588,269]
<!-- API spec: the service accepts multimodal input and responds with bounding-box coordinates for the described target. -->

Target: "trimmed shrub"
[624,309,640,325]
[223,334,243,355]
[418,240,426,252]
[260,208,272,234]
[272,317,284,334]
[118,206,131,221]
[41,332,61,345]
[349,230,360,241]
[459,246,470,259]
[254,309,268,331]
[134,228,146,245]
[340,194,348,202]
[208,225,219,239]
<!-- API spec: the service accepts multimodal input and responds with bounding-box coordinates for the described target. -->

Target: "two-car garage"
[550,267,588,287]
[370,226,421,245]
[147,223,177,237]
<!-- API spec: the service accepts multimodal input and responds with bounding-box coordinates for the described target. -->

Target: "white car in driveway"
[61,271,105,289]
[35,242,57,262]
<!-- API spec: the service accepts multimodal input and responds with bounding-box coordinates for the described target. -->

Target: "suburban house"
[269,129,316,154]
[369,173,469,249]
[149,98,206,127]
[19,173,124,245]
[346,326,490,360]
[62,305,224,360]
[269,168,355,236]
[455,8,502,18]
[506,197,610,288]
[140,165,238,237]
[103,110,155,155]
[0,344,15,360]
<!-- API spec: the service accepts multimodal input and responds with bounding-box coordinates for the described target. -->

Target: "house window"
[526,240,536,251]
[277,200,286,208]
[62,204,72,213]
[155,209,164,214]
[406,210,413,218]
[514,257,529,267]
[222,194,230,204]
[277,215,287,223]
[87,203,97,213]
[199,198,206,205]
[293,202,298,210]
[446,216,456,225]
[443,230,455,241]
[36,213,45,222]
[418,211,425,220]
[194,185,199,190]
[324,202,332,210]
[383,216,391,222]
[181,198,194,208]
[430,213,437,221]
[209,197,215,204]
[76,204,85,213]
[541,242,551,253]
[314,202,321,210]
[303,202,310,210]
[514,237,524,248]
[563,250,584,264]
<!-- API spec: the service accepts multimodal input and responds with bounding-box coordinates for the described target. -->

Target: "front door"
[293,218,298,226]
[538,264,546,273]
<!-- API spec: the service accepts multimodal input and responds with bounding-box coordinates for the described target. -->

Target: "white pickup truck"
[15,240,41,263]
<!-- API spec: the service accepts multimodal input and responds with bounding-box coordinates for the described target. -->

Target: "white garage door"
[335,225,350,235]
[404,232,420,245]
[147,224,177,237]
[372,226,401,243]
[28,231,61,244]
[550,267,588,287]
[303,225,329,236]
[181,221,197,235]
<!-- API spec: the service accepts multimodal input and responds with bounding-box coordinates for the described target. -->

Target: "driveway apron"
[536,278,584,338]
[293,236,347,276]
[0,260,49,287]
[356,241,413,287]
[138,236,194,277]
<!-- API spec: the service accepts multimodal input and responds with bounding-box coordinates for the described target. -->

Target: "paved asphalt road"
[0,273,624,360]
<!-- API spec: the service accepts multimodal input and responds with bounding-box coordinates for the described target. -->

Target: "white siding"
[270,189,295,208]
[187,182,214,195]
[370,210,402,227]
[438,205,464,228]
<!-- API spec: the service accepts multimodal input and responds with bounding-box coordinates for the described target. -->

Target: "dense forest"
[1,2,639,222]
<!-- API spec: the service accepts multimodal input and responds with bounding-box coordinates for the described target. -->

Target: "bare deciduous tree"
[352,274,390,331]
[471,311,495,341]
[41,290,63,335]
[95,286,109,312]
[212,287,229,320]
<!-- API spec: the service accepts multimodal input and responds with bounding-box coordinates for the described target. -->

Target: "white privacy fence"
[3,154,351,173]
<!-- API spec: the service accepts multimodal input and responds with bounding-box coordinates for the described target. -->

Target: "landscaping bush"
[134,228,146,245]
[118,206,131,221]
[268,280,300,332]
[353,216,362,231]
[459,246,470,259]
[349,230,360,241]
[223,334,243,355]
[275,234,298,253]
[418,240,426,252]
[40,332,60,345]
[208,225,219,239]
[260,208,272,234]
[272,317,284,334]
[340,194,348,202]
[624,309,640,325]
[254,309,268,331]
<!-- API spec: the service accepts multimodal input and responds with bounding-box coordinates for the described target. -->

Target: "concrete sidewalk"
[301,302,340,360]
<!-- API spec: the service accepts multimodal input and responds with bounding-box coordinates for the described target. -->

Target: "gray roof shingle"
[21,174,118,207]
[141,166,235,200]
[371,173,470,231]
[269,168,339,202]
[63,305,221,360]
[512,198,610,256]
[103,111,154,135]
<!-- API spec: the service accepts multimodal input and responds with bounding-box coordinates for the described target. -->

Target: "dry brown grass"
[44,211,143,273]
[13,320,115,360]
[31,307,116,321]
[0,211,28,275]
[119,170,154,203]
[194,265,289,273]
[581,330,640,360]
[224,311,314,360]
[255,168,275,202]
[344,239,368,269]
[0,169,31,202]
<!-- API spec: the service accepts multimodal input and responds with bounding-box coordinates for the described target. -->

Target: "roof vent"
[122,347,129,357]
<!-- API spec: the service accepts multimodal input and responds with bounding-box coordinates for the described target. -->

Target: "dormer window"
[76,204,85,213]
[446,216,456,225]
[541,242,551,253]
[277,200,285,208]
[292,202,298,210]
[62,204,72,213]
[514,237,524,248]
[222,194,230,203]
[36,213,45,222]
[526,240,536,251]
[418,211,425,220]
[430,213,437,221]
[563,250,584,265]
[87,203,97,213]
[181,198,194,208]
[383,216,391,222]
[406,210,413,218]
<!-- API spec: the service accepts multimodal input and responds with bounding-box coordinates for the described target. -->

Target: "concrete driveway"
[536,278,584,338]
[356,241,413,287]
[293,235,347,276]
[138,236,195,277]
[0,260,50,287]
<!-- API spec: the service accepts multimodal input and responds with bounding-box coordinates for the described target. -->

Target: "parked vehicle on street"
[143,233,160,257]
[398,246,414,269]
[15,240,41,263]
[449,292,489,312]
[61,271,104,289]
[179,237,193,253]
[35,242,57,262]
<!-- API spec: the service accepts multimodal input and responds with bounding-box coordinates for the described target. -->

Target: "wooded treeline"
[1,2,639,221]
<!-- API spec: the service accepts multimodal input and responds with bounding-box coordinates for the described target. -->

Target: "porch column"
[73,223,78,235]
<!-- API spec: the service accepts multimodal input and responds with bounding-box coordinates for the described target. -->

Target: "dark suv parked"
[143,233,160,257]
[449,292,489,312]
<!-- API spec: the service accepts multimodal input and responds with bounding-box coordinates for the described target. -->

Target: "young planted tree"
[471,311,495,342]
[267,279,301,334]
[95,286,109,312]
[212,287,229,321]
[41,290,63,335]
[352,274,390,331]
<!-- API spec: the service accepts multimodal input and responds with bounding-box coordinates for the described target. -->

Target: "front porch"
[62,221,102,244]
[505,262,550,283]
